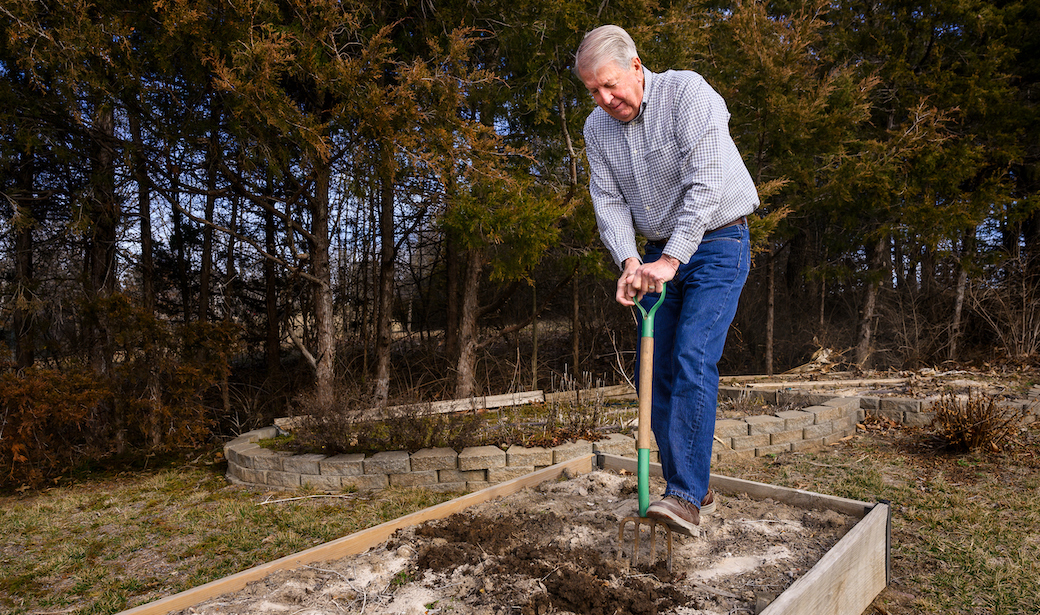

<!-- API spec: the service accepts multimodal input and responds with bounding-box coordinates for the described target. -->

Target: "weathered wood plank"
[543,385,635,404]
[761,502,890,615]
[708,474,875,519]
[362,390,546,421]
[723,378,906,390]
[117,454,595,615]
[599,453,889,614]
[598,454,874,518]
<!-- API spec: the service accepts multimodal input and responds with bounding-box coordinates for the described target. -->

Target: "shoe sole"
[646,499,704,536]
[645,506,700,536]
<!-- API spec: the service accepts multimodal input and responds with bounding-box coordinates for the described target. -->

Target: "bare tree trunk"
[765,250,775,376]
[170,166,192,324]
[445,234,460,362]
[311,162,335,403]
[856,281,879,369]
[373,173,395,404]
[129,111,155,315]
[571,276,580,384]
[264,187,281,379]
[949,227,976,362]
[85,103,121,450]
[85,104,119,374]
[454,248,484,399]
[531,283,538,391]
[13,150,35,369]
[819,276,826,331]
[199,103,221,323]
[893,237,906,291]
[921,243,937,297]
[225,180,239,316]
[360,189,376,378]
[856,235,886,368]
[129,107,162,446]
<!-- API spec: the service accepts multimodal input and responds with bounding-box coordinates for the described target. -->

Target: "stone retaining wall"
[225,387,876,493]
[225,387,1037,493]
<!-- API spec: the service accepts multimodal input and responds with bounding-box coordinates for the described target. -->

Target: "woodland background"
[1,0,1038,487]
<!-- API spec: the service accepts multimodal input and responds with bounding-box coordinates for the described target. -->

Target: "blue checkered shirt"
[584,67,759,268]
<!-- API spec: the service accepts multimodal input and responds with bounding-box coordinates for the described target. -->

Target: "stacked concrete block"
[592,433,636,457]
[222,390,936,493]
[320,453,365,476]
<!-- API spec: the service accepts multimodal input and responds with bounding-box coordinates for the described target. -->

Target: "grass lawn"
[713,422,1040,615]
[0,456,458,614]
[2,422,1038,614]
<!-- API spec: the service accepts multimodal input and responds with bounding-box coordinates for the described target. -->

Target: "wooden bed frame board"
[598,454,877,519]
[762,501,890,615]
[600,453,891,615]
[119,451,889,615]
[116,454,596,615]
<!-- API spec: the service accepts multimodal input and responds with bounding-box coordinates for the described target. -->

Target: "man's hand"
[615,254,680,306]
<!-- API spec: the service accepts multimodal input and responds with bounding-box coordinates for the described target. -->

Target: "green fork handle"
[635,283,666,517]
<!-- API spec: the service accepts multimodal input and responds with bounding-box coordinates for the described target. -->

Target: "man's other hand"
[616,255,680,306]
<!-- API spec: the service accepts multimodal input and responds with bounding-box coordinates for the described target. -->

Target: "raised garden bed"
[119,454,890,615]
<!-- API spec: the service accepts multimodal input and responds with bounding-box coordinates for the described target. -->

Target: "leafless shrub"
[969,253,1040,358]
[930,389,1031,453]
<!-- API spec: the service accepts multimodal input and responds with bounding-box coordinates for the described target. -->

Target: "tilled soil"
[177,470,856,615]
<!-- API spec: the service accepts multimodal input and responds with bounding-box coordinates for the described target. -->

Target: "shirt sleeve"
[586,125,641,269]
[662,78,730,264]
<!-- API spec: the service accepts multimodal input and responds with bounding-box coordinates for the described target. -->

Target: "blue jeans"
[637,222,750,508]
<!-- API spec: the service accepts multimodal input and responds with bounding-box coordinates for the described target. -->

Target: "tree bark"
[264,186,281,379]
[454,247,484,399]
[225,181,239,315]
[13,150,35,369]
[85,103,119,375]
[445,233,460,362]
[949,227,976,362]
[531,283,538,391]
[129,111,155,315]
[856,235,886,368]
[920,243,937,297]
[311,161,335,404]
[571,276,580,384]
[766,250,775,376]
[373,171,396,404]
[129,104,162,447]
[170,165,192,324]
[198,102,220,323]
[85,103,121,451]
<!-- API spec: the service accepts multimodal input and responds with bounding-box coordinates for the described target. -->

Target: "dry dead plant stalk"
[931,389,1030,453]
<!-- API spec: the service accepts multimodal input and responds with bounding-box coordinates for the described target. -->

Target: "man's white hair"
[574,25,639,80]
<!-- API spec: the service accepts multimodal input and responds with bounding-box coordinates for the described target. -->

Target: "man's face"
[581,56,644,123]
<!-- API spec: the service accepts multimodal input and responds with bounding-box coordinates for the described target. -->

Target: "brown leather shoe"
[646,496,701,535]
[700,489,716,516]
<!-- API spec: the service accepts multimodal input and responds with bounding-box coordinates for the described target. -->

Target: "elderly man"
[575,25,758,534]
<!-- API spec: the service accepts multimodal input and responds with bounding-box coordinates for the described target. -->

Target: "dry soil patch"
[176,470,855,615]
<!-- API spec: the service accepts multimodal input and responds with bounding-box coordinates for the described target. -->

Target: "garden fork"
[618,283,673,572]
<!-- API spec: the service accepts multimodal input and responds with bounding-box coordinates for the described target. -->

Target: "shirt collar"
[625,66,654,124]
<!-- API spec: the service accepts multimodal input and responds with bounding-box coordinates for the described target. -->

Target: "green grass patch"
[716,423,1040,615]
[0,458,457,614]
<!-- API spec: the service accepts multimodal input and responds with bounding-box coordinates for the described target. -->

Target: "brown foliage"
[0,367,110,489]
[931,390,1030,453]
[0,295,239,490]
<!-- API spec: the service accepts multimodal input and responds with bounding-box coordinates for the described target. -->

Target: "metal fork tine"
[619,516,673,572]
